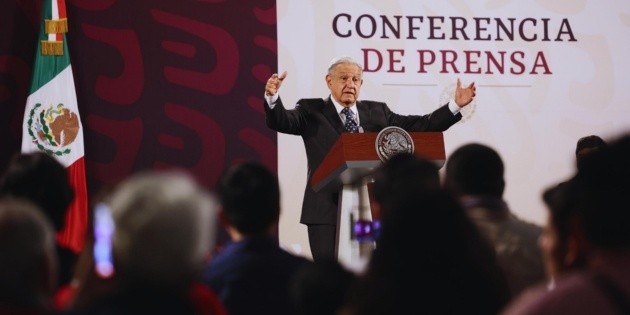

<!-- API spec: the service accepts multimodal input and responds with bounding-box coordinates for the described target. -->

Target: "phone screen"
[93,202,115,278]
[353,219,381,242]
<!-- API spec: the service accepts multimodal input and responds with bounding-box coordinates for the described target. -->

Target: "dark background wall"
[0,0,278,200]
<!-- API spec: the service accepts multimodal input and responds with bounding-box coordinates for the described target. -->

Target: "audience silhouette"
[62,170,226,315]
[535,134,609,288]
[443,143,545,297]
[575,135,607,171]
[289,258,356,315]
[5,134,628,314]
[0,197,58,315]
[0,151,77,288]
[538,181,588,289]
[341,153,510,315]
[201,162,312,315]
[503,133,630,314]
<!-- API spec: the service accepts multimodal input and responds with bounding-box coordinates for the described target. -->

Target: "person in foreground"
[340,153,510,315]
[63,170,226,315]
[264,55,476,261]
[443,143,545,297]
[575,134,607,171]
[502,134,630,314]
[0,198,58,315]
[201,162,312,315]
[530,134,609,290]
[0,151,77,288]
[289,258,356,315]
[538,181,588,290]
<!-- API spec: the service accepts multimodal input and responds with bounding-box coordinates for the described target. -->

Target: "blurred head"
[290,259,356,315]
[353,189,509,314]
[539,182,586,279]
[326,56,363,107]
[372,152,440,214]
[0,151,74,231]
[575,135,607,171]
[216,162,280,236]
[570,134,630,249]
[0,197,57,307]
[444,143,505,198]
[344,152,511,314]
[107,170,217,289]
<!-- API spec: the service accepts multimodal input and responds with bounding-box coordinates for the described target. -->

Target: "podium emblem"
[375,126,414,161]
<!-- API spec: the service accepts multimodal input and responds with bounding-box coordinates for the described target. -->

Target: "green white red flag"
[22,0,87,253]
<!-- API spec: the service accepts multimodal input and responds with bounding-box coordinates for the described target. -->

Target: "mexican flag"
[22,0,87,253]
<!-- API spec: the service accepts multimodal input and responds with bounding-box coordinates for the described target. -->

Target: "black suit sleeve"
[264,97,308,135]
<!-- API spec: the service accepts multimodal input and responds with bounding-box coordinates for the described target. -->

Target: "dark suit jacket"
[201,236,311,315]
[265,96,462,225]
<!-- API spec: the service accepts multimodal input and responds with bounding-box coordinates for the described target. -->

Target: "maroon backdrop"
[1,0,278,246]
[1,0,277,193]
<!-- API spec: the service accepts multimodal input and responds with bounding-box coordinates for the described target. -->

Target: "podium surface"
[311,132,445,191]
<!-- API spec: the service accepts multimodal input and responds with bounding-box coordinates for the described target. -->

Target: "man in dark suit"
[264,56,476,261]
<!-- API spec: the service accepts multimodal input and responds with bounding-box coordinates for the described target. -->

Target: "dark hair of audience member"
[289,258,356,315]
[443,143,505,197]
[571,134,630,248]
[575,135,607,156]
[541,181,588,277]
[0,151,77,288]
[371,152,441,213]
[215,162,280,235]
[575,135,607,171]
[0,197,58,312]
[0,151,74,231]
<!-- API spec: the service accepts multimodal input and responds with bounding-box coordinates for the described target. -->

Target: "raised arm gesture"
[454,78,476,108]
[265,71,287,97]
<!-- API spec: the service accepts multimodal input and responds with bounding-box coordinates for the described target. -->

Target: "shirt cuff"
[448,100,460,114]
[265,93,279,109]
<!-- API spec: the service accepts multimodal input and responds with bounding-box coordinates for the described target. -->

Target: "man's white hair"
[327,56,363,75]
[108,170,217,287]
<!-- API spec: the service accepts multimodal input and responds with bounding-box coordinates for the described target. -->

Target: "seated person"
[201,162,312,315]
[65,170,226,315]
[341,153,510,315]
[444,143,545,297]
[0,198,58,314]
[0,151,77,288]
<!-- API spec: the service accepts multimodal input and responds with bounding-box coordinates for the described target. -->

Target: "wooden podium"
[311,132,445,270]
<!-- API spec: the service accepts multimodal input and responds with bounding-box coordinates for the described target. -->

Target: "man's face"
[326,63,363,107]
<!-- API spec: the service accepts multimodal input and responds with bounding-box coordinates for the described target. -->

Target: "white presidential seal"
[375,126,414,161]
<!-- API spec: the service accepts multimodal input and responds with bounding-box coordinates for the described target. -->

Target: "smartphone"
[93,202,115,278]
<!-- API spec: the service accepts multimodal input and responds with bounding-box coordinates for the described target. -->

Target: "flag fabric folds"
[22,0,87,253]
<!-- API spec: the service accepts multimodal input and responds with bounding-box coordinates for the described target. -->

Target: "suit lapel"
[323,96,345,134]
[356,101,371,132]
